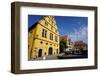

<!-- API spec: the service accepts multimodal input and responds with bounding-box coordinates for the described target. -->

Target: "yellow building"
[28,16,60,60]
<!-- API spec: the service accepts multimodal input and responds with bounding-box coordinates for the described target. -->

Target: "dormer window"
[45,21,48,26]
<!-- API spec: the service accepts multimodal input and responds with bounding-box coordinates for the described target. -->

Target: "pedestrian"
[43,53,46,60]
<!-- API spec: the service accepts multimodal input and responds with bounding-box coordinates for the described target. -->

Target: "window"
[52,20,53,25]
[40,41,42,44]
[51,26,53,30]
[55,36,58,42]
[50,33,53,40]
[46,43,48,45]
[52,17,54,25]
[45,21,48,26]
[45,30,47,38]
[42,29,47,38]
[56,49,58,54]
[42,29,44,37]
[49,17,50,22]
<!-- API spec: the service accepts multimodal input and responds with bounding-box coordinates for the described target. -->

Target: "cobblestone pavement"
[31,52,87,61]
[34,53,64,60]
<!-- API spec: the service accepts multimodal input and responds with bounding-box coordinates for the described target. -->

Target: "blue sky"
[28,15,88,43]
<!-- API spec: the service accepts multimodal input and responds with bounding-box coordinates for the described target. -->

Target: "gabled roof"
[28,22,38,32]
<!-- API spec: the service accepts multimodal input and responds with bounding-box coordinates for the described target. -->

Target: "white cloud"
[69,25,88,43]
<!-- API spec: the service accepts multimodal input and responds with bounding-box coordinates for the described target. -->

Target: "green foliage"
[60,41,68,52]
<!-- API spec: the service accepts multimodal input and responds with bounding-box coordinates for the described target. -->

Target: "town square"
[28,15,88,60]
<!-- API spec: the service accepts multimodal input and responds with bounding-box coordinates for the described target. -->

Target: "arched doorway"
[48,47,53,55]
[56,49,58,54]
[38,49,42,57]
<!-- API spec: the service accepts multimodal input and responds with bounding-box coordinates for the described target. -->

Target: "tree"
[60,41,68,53]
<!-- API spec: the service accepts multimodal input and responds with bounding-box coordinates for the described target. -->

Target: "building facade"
[74,41,87,51]
[28,16,60,60]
